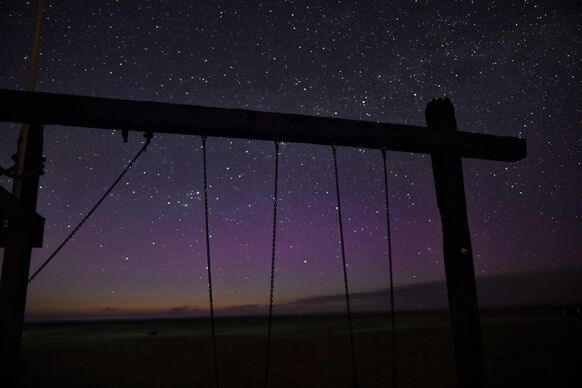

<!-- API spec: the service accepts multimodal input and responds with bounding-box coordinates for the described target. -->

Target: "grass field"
[18,309,581,387]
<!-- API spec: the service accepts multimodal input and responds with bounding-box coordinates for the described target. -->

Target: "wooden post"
[0,1,44,385]
[427,98,486,387]
[0,125,44,386]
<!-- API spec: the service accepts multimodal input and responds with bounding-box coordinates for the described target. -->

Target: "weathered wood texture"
[0,89,526,161]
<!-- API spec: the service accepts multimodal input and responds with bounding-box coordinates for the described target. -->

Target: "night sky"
[0,0,580,319]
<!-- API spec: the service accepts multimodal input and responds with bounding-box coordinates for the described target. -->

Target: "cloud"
[212,268,582,316]
[217,304,265,316]
[273,289,395,314]
[25,268,582,321]
[168,306,192,314]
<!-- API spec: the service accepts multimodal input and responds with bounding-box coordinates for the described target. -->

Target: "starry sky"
[0,0,580,319]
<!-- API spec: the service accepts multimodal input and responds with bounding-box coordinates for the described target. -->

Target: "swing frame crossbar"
[0,89,525,161]
[0,88,526,388]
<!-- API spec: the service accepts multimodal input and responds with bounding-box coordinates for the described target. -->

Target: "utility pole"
[0,1,45,386]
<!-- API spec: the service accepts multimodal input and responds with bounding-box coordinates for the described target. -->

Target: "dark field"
[19,309,581,387]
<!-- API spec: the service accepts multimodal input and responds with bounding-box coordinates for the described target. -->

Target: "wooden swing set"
[0,2,526,387]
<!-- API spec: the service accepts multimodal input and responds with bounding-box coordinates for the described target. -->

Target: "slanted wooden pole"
[427,98,486,388]
[0,1,44,385]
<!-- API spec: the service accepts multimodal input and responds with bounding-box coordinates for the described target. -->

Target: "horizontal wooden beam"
[0,89,526,161]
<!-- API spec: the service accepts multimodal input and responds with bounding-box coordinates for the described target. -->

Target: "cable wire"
[28,132,153,283]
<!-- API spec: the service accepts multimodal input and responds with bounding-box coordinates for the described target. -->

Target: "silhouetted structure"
[0,88,526,388]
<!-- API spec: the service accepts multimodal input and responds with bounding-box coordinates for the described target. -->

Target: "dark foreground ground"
[19,308,581,387]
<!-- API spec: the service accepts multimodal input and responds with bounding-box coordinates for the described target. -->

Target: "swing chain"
[331,145,359,388]
[269,141,280,309]
[201,135,220,388]
[381,147,399,388]
[264,140,280,387]
[268,141,279,313]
